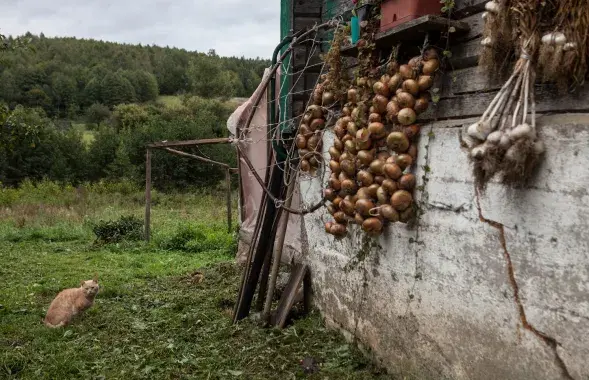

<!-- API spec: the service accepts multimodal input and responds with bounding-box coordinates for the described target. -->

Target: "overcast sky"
[0,0,280,58]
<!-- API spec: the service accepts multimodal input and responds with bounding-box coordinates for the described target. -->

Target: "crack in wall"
[474,187,575,380]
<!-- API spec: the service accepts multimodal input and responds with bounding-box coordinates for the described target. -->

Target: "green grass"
[156,95,183,108]
[0,182,387,379]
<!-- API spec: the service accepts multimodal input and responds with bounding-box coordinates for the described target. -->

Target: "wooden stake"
[145,148,152,242]
[226,168,232,234]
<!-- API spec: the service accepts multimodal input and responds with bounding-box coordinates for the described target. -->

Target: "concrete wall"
[293,1,589,379]
[301,115,589,380]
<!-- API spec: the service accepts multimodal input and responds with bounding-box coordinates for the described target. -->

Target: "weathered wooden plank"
[454,10,484,42]
[273,263,309,328]
[148,137,230,148]
[294,0,322,15]
[292,45,323,68]
[453,0,487,18]
[441,65,508,97]
[294,16,323,33]
[449,36,480,69]
[420,84,589,121]
[341,15,470,58]
[292,72,320,96]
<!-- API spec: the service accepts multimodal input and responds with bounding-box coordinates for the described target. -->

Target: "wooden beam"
[144,148,152,242]
[341,15,470,57]
[273,263,308,328]
[147,137,231,148]
[163,147,230,168]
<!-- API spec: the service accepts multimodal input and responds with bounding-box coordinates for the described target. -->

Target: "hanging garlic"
[563,42,577,52]
[509,123,534,141]
[481,37,493,47]
[484,1,500,14]
[482,11,489,20]
[486,130,503,145]
[541,32,566,46]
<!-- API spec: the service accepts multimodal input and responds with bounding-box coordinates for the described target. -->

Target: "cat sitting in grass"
[43,275,100,328]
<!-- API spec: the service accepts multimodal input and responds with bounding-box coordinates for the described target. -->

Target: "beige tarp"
[227,68,301,265]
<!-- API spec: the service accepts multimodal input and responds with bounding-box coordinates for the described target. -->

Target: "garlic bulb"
[467,120,493,140]
[485,1,499,13]
[510,123,535,141]
[564,42,577,52]
[481,37,493,47]
[541,32,566,46]
[470,145,487,159]
[498,134,511,150]
[533,140,545,155]
[482,11,489,20]
[486,130,503,145]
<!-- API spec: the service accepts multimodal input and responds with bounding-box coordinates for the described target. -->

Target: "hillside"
[0,33,269,117]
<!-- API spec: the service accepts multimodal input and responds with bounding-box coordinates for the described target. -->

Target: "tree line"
[0,32,269,117]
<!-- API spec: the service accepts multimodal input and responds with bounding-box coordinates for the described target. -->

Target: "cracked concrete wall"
[300,114,589,380]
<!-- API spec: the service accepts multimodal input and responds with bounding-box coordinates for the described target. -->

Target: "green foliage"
[112,103,149,130]
[158,223,235,255]
[91,215,144,243]
[85,102,111,126]
[100,71,136,107]
[0,33,269,117]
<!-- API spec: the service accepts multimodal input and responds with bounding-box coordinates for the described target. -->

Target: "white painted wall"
[300,114,589,380]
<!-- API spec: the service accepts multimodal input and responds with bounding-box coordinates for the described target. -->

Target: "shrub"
[158,223,236,255]
[91,215,144,244]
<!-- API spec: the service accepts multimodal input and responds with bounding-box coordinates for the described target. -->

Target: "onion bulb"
[424,48,438,61]
[399,64,416,80]
[333,136,344,151]
[322,91,334,106]
[399,173,416,191]
[408,56,422,68]
[384,162,403,180]
[340,159,356,176]
[333,124,346,139]
[386,101,401,122]
[373,81,390,97]
[374,175,385,185]
[368,122,386,139]
[333,196,343,208]
[372,94,389,114]
[347,121,358,135]
[330,223,347,237]
[368,113,382,123]
[414,96,429,114]
[328,177,341,191]
[369,159,385,175]
[381,179,398,194]
[307,134,321,150]
[324,222,333,233]
[376,186,389,204]
[324,188,337,201]
[388,73,403,90]
[357,150,374,166]
[386,131,410,153]
[391,190,413,211]
[362,217,383,235]
[341,178,358,195]
[354,213,365,225]
[408,144,418,160]
[307,105,323,119]
[300,124,313,138]
[377,151,391,161]
[329,146,341,160]
[356,199,376,217]
[395,154,413,170]
[367,183,379,198]
[344,139,357,154]
[340,198,355,216]
[348,88,359,103]
[422,59,440,75]
[380,204,399,222]
[301,160,311,172]
[402,79,420,96]
[342,106,351,116]
[404,125,420,140]
[357,170,374,187]
[329,160,341,174]
[417,75,433,92]
[398,108,417,126]
[397,92,416,109]
[296,135,307,149]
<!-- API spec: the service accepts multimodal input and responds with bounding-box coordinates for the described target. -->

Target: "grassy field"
[0,181,386,379]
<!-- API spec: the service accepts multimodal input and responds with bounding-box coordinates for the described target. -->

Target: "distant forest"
[0,32,270,117]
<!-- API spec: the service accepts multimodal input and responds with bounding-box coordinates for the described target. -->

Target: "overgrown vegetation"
[0,184,386,379]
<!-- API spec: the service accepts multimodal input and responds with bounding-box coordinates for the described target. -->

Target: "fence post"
[226,168,232,233]
[145,148,151,242]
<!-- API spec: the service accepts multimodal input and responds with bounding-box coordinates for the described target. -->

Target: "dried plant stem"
[522,63,530,125]
[481,65,522,122]
[511,62,529,128]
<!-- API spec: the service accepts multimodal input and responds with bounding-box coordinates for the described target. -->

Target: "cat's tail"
[43,318,65,328]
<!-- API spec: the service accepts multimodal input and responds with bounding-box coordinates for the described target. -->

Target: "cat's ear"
[80,280,85,286]
[93,273,98,283]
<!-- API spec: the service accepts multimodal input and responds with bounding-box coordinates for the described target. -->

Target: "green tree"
[82,77,102,106]
[85,103,111,127]
[50,72,77,115]
[100,72,136,108]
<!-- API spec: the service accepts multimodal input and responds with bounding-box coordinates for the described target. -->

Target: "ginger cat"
[43,275,100,328]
